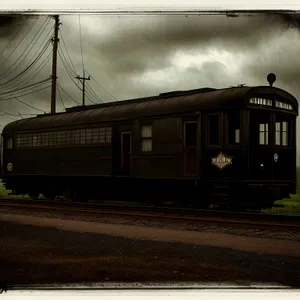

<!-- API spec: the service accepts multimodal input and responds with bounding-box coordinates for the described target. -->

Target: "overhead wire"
[58,46,77,77]
[78,15,85,74]
[85,93,96,104]
[89,74,118,101]
[85,82,104,103]
[0,16,50,119]
[4,48,52,91]
[59,28,77,75]
[0,24,55,87]
[57,82,80,105]
[0,17,51,80]
[13,96,47,113]
[0,81,52,101]
[0,78,51,97]
[58,49,82,91]
[0,106,21,117]
[0,16,40,68]
[57,84,66,111]
[0,17,28,57]
[0,37,52,90]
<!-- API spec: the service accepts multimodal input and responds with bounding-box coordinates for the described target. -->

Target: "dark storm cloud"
[2,13,300,123]
[240,27,300,90]
[0,15,30,37]
[272,12,300,29]
[87,14,290,75]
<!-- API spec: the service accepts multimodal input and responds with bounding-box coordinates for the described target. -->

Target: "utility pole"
[75,70,90,106]
[51,15,60,114]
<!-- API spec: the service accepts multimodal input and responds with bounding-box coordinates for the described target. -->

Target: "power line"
[78,15,85,74]
[89,74,118,101]
[75,71,90,106]
[58,49,82,91]
[4,48,52,91]
[57,82,80,105]
[14,96,47,113]
[0,78,51,97]
[59,28,77,75]
[0,17,51,80]
[0,82,51,101]
[0,38,52,90]
[85,93,96,104]
[57,84,66,111]
[0,106,21,117]
[0,17,40,68]
[86,82,104,103]
[0,17,28,57]
[58,46,77,76]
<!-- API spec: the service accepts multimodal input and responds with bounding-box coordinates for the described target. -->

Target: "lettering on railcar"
[211,152,233,170]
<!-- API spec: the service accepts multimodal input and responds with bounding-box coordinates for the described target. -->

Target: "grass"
[0,180,11,197]
[261,191,300,216]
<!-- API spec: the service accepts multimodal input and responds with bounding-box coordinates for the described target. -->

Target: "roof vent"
[267,73,276,87]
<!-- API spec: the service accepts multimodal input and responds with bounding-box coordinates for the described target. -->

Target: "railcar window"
[99,128,105,143]
[249,97,272,107]
[92,128,99,143]
[208,115,220,145]
[86,129,93,144]
[141,124,152,152]
[275,101,293,110]
[15,127,112,148]
[48,132,53,146]
[185,122,197,147]
[259,123,268,145]
[228,112,240,145]
[276,121,289,146]
[80,129,86,144]
[32,134,37,147]
[105,127,112,143]
[6,137,13,149]
[41,132,49,146]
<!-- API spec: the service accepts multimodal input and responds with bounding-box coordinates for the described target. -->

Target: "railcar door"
[273,113,296,182]
[183,121,198,177]
[120,131,132,175]
[249,110,296,182]
[249,110,273,180]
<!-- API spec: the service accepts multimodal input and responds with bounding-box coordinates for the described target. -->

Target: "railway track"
[0,197,300,229]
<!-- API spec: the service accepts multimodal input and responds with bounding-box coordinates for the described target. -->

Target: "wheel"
[76,190,89,203]
[63,187,77,201]
[28,190,39,200]
[43,191,56,201]
[192,202,210,209]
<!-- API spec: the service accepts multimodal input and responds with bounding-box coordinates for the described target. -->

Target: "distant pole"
[51,15,60,114]
[75,70,91,106]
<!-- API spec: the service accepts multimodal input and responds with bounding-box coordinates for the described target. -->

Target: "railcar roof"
[2,85,298,134]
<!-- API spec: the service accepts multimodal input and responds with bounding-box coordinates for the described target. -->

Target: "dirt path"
[1,212,299,257]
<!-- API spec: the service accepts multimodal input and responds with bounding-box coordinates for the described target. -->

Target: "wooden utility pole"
[51,15,60,114]
[75,70,90,106]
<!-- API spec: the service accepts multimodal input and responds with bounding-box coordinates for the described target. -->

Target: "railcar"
[1,78,298,209]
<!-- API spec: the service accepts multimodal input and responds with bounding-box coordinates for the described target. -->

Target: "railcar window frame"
[184,121,197,147]
[259,123,269,145]
[275,113,292,148]
[226,110,241,147]
[6,136,13,150]
[140,123,152,153]
[14,126,113,149]
[207,113,222,148]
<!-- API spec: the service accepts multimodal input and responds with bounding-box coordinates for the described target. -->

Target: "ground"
[1,213,300,287]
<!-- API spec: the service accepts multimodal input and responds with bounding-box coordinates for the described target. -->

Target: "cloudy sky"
[0,12,300,136]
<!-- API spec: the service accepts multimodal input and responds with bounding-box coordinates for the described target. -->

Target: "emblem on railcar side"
[274,153,278,162]
[7,163,13,172]
[211,152,233,170]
